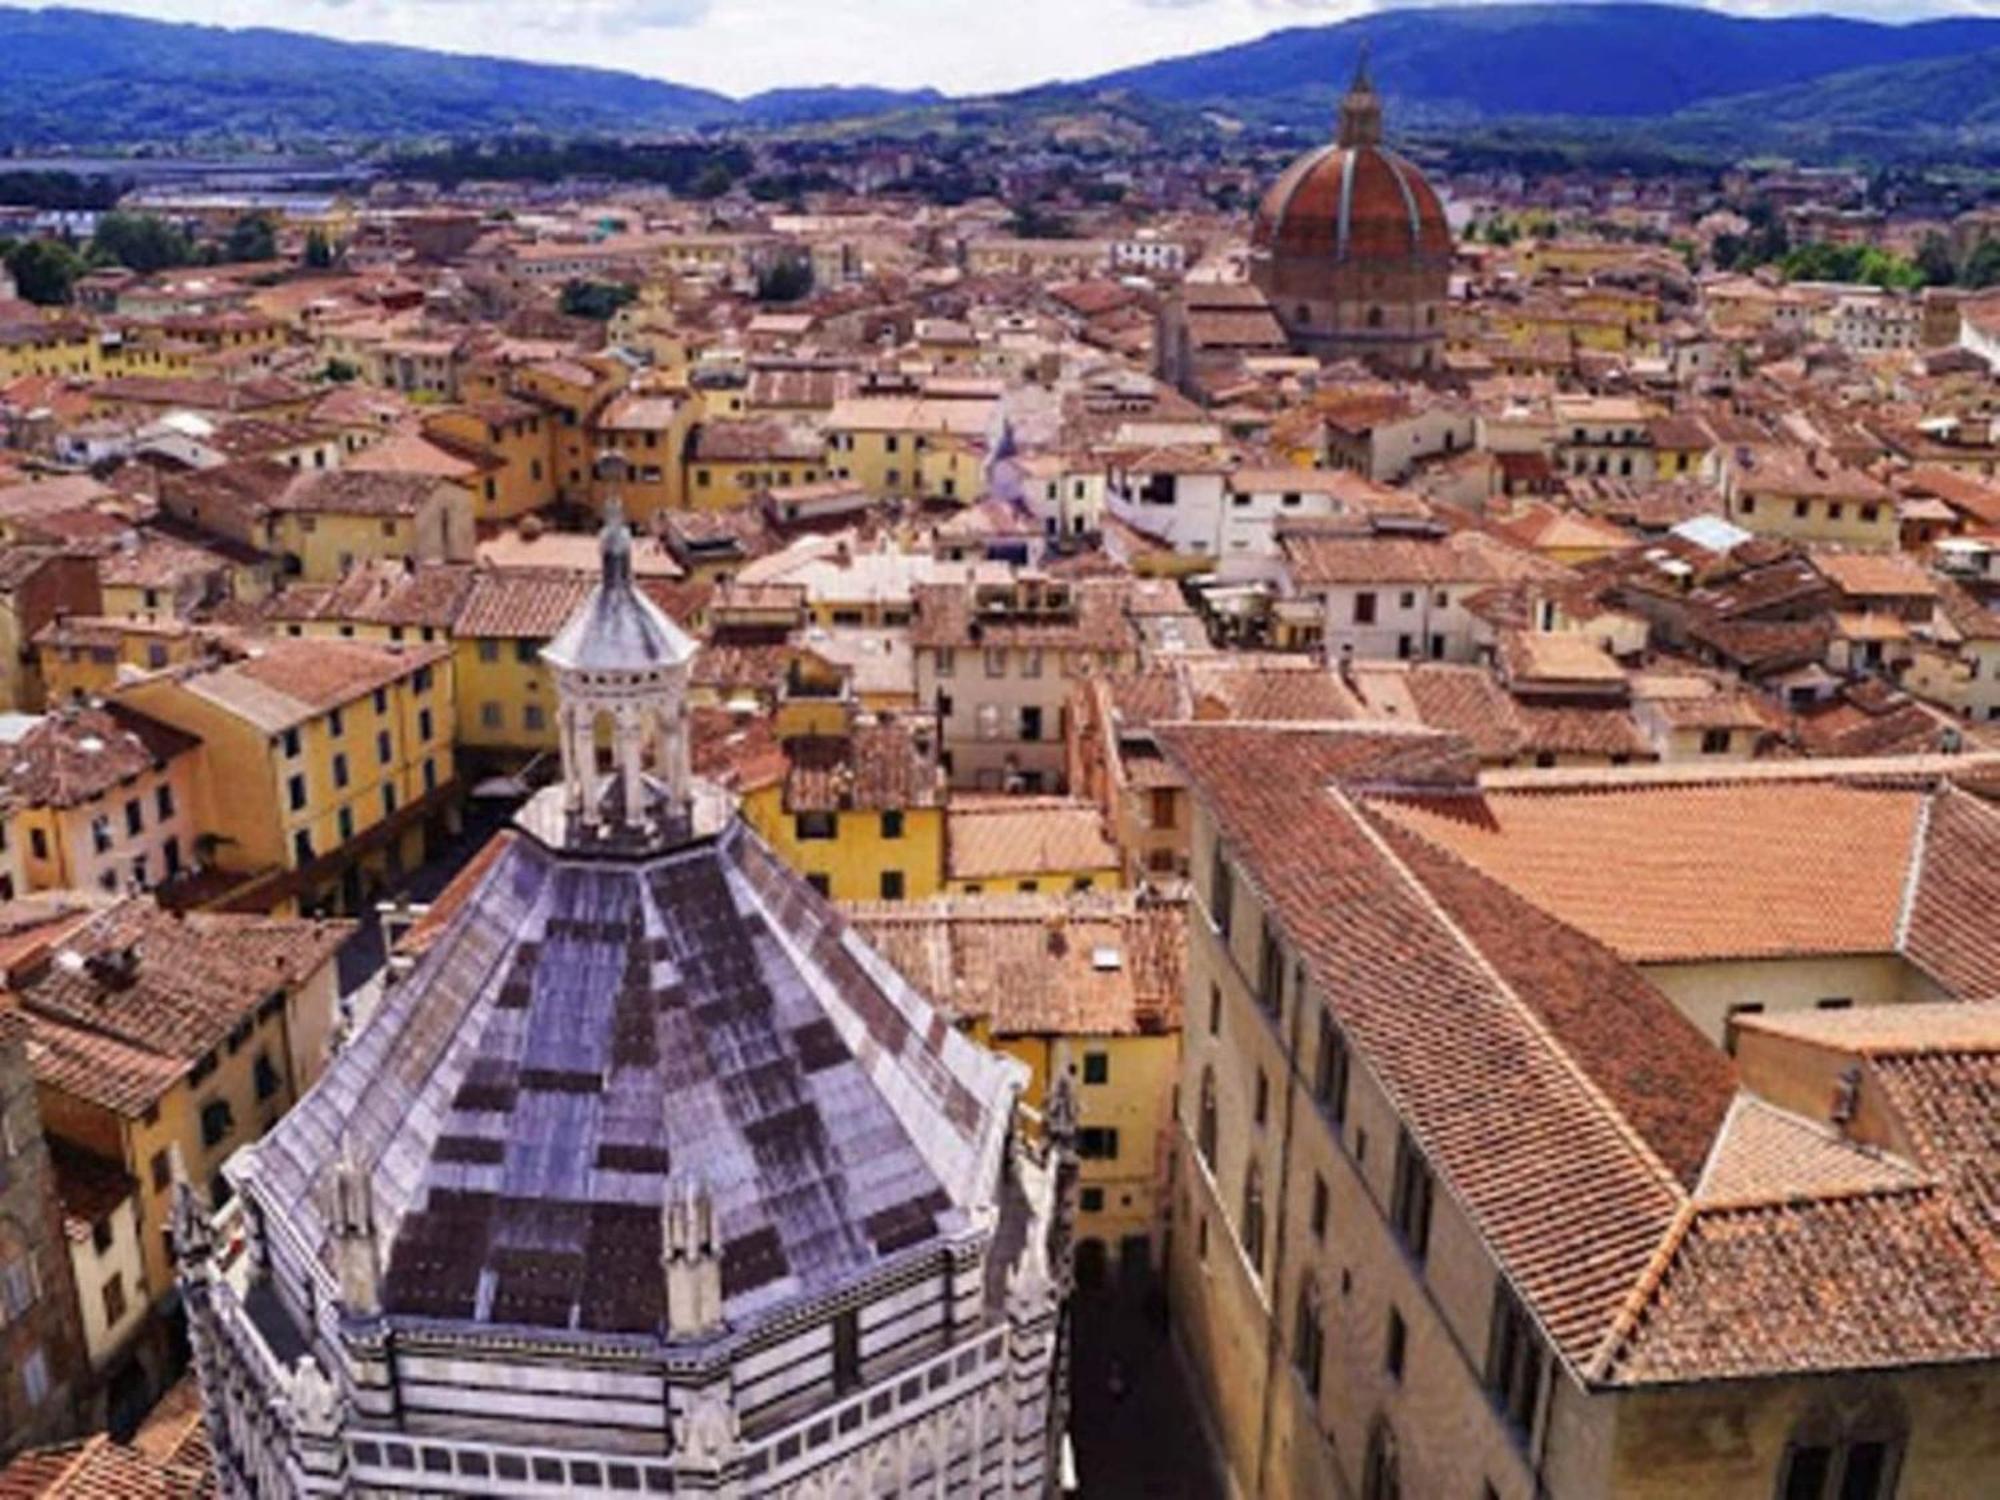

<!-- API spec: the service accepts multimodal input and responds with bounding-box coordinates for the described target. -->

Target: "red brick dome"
[1252,143,1452,270]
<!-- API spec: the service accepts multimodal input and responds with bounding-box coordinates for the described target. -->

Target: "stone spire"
[326,1134,381,1317]
[662,1174,724,1339]
[1337,40,1384,148]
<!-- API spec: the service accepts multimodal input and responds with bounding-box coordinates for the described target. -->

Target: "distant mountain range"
[1076,4,2000,122]
[0,3,1995,154]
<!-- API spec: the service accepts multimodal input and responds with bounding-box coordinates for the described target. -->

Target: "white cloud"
[25,0,1987,97]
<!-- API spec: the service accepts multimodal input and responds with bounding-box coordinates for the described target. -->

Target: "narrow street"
[1069,1267,1223,1499]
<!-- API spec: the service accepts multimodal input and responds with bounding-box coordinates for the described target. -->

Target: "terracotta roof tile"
[848,889,1185,1037]
[1368,781,1927,963]
[946,796,1118,882]
[1159,724,1685,1373]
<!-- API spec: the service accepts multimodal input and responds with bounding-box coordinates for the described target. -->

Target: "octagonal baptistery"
[172,511,1072,1500]
[1250,58,1452,372]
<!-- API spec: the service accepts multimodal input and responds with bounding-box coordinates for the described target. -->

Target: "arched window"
[1363,1416,1401,1500]
[1293,1274,1325,1397]
[1777,1394,1907,1500]
[1241,1162,1265,1274]
[1197,1066,1218,1171]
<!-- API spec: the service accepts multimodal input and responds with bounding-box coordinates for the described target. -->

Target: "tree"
[687,163,735,201]
[560,279,637,321]
[223,214,278,263]
[323,357,360,383]
[1916,233,1958,288]
[1965,241,2000,292]
[5,238,85,305]
[755,257,814,304]
[303,229,339,270]
[90,212,194,274]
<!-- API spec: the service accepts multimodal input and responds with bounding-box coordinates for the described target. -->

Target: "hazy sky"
[35,0,1999,96]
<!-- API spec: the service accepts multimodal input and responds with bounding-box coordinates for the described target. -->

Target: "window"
[984,647,1007,678]
[20,1347,49,1409]
[480,702,503,729]
[1020,706,1043,742]
[1385,1306,1407,1381]
[1390,1129,1435,1264]
[200,1098,234,1147]
[328,707,344,738]
[101,1274,126,1327]
[1023,649,1044,679]
[281,728,301,758]
[1859,504,1879,524]
[1362,1418,1401,1500]
[1353,592,1378,625]
[1700,728,1732,755]
[29,828,46,862]
[1254,1070,1269,1129]
[332,753,350,789]
[936,647,955,678]
[1485,1279,1544,1442]
[879,870,905,900]
[156,784,174,821]
[1079,1187,1104,1212]
[1197,1067,1218,1170]
[1794,499,1810,520]
[523,705,545,732]
[880,809,904,840]
[90,814,113,854]
[478,639,500,663]
[1150,787,1176,831]
[1254,922,1285,1017]
[150,1151,170,1191]
[422,759,438,794]
[124,798,143,837]
[795,811,837,841]
[418,708,433,742]
[293,829,314,864]
[1078,1127,1120,1161]
[1082,1052,1109,1086]
[255,1052,281,1102]
[1777,1399,1905,1500]
[806,873,830,898]
[1315,1010,1350,1124]
[287,774,307,811]
[1209,844,1233,940]
[373,688,389,715]
[377,729,393,765]
[382,786,398,818]
[1294,1276,1325,1397]
[1,1254,40,1319]
[832,1309,862,1394]
[1240,1163,1265,1274]
[1208,984,1222,1037]
[337,807,355,842]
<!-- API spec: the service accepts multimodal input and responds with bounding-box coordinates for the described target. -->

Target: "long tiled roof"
[1158,723,1695,1376]
[183,636,450,732]
[946,797,1119,882]
[1367,780,1930,964]
[12,896,352,1072]
[3,704,198,809]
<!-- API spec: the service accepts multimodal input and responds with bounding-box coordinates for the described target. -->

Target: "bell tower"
[542,452,698,844]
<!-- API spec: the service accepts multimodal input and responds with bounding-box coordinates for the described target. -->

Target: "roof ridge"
[1342,788,1689,1200]
[1334,787,1690,1380]
[1892,785,1936,956]
[1688,1177,1941,1216]
[1587,1196,1700,1384]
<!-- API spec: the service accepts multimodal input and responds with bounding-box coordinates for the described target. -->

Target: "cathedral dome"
[1246,49,1454,373]
[1251,139,1452,270]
